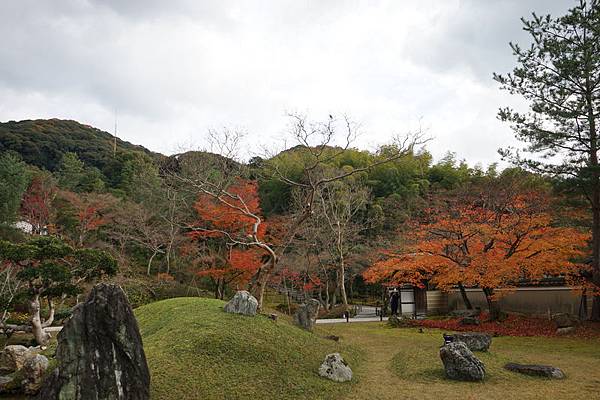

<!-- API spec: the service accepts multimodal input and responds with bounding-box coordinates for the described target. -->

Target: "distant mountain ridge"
[0,119,160,173]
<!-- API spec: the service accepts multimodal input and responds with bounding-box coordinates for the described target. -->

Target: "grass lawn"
[320,322,600,400]
[135,297,362,400]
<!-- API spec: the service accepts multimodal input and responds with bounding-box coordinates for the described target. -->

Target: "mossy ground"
[135,297,362,400]
[320,322,600,400]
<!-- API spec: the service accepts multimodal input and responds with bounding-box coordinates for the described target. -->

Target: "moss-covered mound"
[135,297,360,400]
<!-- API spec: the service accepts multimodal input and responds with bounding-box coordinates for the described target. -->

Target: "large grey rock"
[439,342,485,381]
[0,345,29,374]
[504,363,565,379]
[450,309,481,318]
[318,353,352,382]
[452,332,492,352]
[36,283,150,400]
[293,299,321,331]
[22,354,49,395]
[223,290,258,316]
[552,313,579,328]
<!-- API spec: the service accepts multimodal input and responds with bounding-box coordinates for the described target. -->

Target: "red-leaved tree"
[190,179,274,301]
[20,175,56,235]
[364,187,589,320]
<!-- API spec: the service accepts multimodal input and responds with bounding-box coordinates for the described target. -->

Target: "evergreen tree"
[0,152,30,225]
[494,0,600,319]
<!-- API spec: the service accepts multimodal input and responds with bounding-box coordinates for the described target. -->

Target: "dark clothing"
[390,292,400,316]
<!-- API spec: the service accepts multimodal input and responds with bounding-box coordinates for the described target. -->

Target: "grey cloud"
[0,0,577,165]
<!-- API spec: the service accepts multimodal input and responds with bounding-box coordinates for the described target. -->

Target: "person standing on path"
[390,289,400,316]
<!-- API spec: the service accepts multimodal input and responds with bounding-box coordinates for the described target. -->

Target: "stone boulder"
[452,333,492,352]
[0,345,30,374]
[223,291,258,316]
[36,283,150,400]
[552,313,579,328]
[294,299,321,331]
[22,354,49,395]
[388,315,412,328]
[318,353,352,382]
[459,316,480,326]
[439,342,485,381]
[556,326,575,335]
[504,363,565,379]
[450,308,481,318]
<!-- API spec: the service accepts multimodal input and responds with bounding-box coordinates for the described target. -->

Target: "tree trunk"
[482,287,500,321]
[249,253,277,311]
[579,288,589,320]
[41,297,55,328]
[30,295,50,346]
[336,231,349,310]
[324,279,330,311]
[585,71,600,321]
[146,249,159,276]
[339,259,348,309]
[457,282,473,310]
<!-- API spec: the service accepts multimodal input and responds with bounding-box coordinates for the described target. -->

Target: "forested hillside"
[0,113,591,325]
[0,119,161,187]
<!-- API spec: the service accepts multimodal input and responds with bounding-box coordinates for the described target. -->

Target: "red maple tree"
[20,175,56,234]
[59,191,116,246]
[364,188,589,319]
[190,179,274,299]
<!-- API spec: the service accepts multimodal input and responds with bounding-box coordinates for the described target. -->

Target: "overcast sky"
[0,0,574,165]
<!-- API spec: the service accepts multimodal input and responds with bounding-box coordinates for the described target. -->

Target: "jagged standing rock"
[293,299,321,331]
[452,332,492,352]
[439,341,485,381]
[223,291,258,316]
[318,353,352,382]
[36,283,150,400]
[504,363,565,379]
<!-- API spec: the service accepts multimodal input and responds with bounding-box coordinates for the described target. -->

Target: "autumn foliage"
[190,179,272,297]
[20,175,56,234]
[364,186,589,318]
[191,179,267,240]
[410,313,600,338]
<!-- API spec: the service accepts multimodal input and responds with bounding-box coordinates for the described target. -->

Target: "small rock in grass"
[294,299,320,331]
[453,332,492,352]
[504,363,565,379]
[324,335,340,342]
[387,315,411,328]
[556,326,575,335]
[319,353,352,382]
[552,313,579,328]
[223,291,258,316]
[440,342,485,381]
